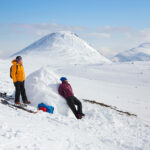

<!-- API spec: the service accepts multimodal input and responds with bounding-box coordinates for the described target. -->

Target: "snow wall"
[25,67,69,116]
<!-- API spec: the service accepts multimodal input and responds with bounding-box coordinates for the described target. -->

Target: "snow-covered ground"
[0,31,150,150]
[0,58,150,150]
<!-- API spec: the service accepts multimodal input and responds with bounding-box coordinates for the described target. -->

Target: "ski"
[0,92,15,101]
[0,99,38,114]
[0,99,17,110]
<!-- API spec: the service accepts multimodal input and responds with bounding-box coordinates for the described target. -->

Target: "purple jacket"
[58,82,74,98]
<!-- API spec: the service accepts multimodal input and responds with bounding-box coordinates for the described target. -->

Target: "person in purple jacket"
[58,77,85,119]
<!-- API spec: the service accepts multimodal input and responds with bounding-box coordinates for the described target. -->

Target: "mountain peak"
[113,42,150,62]
[44,31,79,39]
[11,31,111,64]
[139,42,150,48]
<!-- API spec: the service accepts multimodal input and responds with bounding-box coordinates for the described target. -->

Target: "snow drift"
[113,43,150,62]
[11,31,111,65]
[25,67,69,116]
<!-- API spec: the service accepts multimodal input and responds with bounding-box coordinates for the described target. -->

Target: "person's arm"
[11,65,17,83]
[22,65,25,81]
[69,84,74,95]
[58,85,64,97]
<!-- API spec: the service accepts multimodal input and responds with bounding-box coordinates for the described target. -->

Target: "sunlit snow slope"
[12,31,111,64]
[113,43,150,62]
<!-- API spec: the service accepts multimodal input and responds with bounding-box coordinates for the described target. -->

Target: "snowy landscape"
[0,31,150,150]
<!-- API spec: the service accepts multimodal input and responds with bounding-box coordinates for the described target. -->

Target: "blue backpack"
[38,103,54,114]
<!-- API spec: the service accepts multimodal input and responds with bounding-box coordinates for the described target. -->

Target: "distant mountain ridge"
[113,42,150,62]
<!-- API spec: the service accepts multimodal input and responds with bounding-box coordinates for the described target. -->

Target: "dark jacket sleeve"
[58,85,64,97]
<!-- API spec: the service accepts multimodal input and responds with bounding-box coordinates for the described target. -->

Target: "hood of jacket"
[11,60,17,65]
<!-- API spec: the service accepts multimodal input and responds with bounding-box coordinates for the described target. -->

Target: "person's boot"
[23,100,31,105]
[77,114,82,119]
[81,113,85,117]
[15,101,21,105]
[77,111,85,117]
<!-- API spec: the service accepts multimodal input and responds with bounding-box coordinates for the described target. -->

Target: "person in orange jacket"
[11,56,30,105]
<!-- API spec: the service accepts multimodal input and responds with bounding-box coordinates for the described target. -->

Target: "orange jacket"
[11,60,25,83]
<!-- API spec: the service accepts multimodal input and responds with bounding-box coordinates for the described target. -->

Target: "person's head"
[60,77,68,83]
[16,56,23,64]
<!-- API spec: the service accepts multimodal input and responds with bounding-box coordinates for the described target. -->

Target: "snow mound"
[11,31,111,64]
[25,67,68,116]
[113,42,150,62]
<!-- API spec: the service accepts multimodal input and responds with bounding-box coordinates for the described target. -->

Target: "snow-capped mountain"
[11,31,111,64]
[113,43,150,62]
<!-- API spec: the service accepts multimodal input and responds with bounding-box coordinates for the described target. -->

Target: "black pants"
[14,81,28,103]
[66,96,83,118]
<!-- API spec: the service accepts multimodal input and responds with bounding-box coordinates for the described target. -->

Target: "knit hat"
[16,56,22,62]
[60,77,67,82]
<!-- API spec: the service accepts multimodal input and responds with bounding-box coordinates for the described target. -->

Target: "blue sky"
[0,0,150,58]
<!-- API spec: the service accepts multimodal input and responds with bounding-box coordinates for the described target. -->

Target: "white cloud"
[94,26,150,56]
[96,26,132,33]
[137,28,150,42]
[1,23,150,58]
[97,47,117,57]
[12,23,86,36]
[0,51,3,58]
[10,23,133,40]
[122,28,150,44]
[85,32,111,39]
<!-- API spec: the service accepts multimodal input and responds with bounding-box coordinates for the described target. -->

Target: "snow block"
[25,67,69,116]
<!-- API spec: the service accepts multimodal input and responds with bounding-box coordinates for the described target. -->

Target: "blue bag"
[38,103,54,114]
